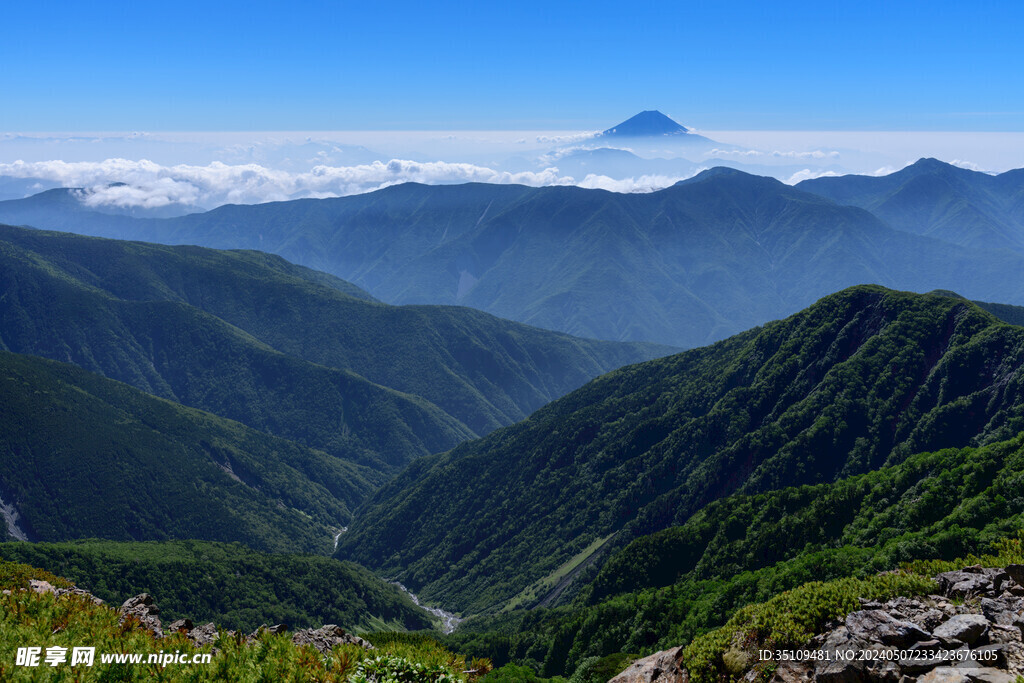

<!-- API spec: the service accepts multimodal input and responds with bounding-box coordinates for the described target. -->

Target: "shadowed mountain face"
[0,349,371,551]
[337,286,1024,613]
[3,165,1024,347]
[600,110,689,137]
[0,225,667,474]
[798,158,1024,253]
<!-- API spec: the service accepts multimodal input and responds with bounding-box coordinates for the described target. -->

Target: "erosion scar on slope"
[537,532,617,609]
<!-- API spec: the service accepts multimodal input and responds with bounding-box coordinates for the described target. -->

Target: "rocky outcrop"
[608,646,687,683]
[119,593,164,638]
[291,625,375,655]
[26,578,104,605]
[777,566,1024,682]
[612,565,1024,683]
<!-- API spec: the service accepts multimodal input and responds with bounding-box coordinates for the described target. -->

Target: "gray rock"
[56,586,104,605]
[961,668,1017,683]
[845,609,930,647]
[936,571,997,598]
[955,644,1007,669]
[988,624,1022,645]
[981,598,1024,627]
[934,614,991,646]
[918,667,972,683]
[868,659,902,682]
[187,623,219,648]
[120,593,159,614]
[1005,565,1024,588]
[167,618,194,633]
[919,609,950,632]
[814,658,866,683]
[608,647,687,683]
[814,627,870,683]
[291,625,374,656]
[118,593,163,638]
[250,623,289,638]
[899,641,949,675]
[767,661,812,683]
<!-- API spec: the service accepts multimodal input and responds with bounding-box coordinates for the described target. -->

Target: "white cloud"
[949,159,992,173]
[771,149,840,160]
[535,132,598,144]
[0,158,583,209]
[707,148,763,158]
[784,169,841,184]
[0,157,703,209]
[576,173,697,193]
[707,148,840,160]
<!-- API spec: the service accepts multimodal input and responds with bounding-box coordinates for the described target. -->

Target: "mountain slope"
[798,158,1024,252]
[448,433,1024,676]
[336,286,1024,613]
[0,225,665,453]
[0,350,372,552]
[0,230,473,472]
[5,170,1023,347]
[0,540,434,632]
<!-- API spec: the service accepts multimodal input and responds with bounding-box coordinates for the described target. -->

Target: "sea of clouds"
[1,129,1017,211]
[0,158,701,210]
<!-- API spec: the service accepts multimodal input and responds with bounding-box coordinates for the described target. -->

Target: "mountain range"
[799,157,1024,253]
[0,224,664,451]
[2,159,1022,348]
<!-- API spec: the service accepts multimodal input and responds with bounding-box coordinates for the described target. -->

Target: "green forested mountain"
[4,170,1024,346]
[0,349,371,551]
[0,228,471,473]
[0,540,434,633]
[0,225,664,465]
[448,433,1024,676]
[798,158,1024,252]
[337,286,1024,615]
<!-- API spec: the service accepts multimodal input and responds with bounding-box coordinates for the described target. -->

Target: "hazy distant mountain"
[798,158,1024,252]
[0,175,60,201]
[5,168,1024,347]
[0,225,663,448]
[548,147,701,180]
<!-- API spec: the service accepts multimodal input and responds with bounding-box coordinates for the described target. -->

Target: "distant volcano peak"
[601,110,688,137]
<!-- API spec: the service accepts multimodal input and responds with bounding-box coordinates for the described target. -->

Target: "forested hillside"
[0,225,666,470]
[338,286,1024,615]
[0,540,434,633]
[445,433,1024,676]
[0,350,369,551]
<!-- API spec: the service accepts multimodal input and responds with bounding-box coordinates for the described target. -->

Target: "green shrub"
[350,654,461,683]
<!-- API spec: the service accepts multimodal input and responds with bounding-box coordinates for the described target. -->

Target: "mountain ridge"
[336,285,1024,614]
[6,166,1024,347]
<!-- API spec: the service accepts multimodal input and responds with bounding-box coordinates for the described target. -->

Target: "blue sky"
[3,0,1023,131]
